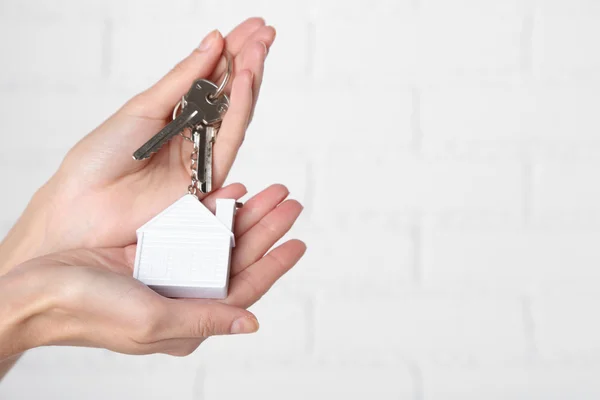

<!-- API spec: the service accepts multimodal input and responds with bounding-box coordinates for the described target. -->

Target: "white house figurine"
[133,194,237,299]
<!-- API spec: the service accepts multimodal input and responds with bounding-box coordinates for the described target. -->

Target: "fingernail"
[231,316,259,334]
[259,41,268,58]
[198,30,219,51]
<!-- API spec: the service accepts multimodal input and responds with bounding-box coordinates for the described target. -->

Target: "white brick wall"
[1,0,600,398]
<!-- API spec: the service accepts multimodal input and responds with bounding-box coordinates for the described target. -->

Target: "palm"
[15,217,304,356]
[33,182,305,312]
[41,19,275,251]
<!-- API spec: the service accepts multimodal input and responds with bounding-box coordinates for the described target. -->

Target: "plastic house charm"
[133,194,236,299]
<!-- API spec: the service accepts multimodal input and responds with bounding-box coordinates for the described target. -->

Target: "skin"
[0,18,306,380]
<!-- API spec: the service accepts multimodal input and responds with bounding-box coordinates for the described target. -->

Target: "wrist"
[0,184,57,276]
[0,265,56,360]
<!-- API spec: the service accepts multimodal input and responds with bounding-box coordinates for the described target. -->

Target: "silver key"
[133,79,229,161]
[194,125,218,193]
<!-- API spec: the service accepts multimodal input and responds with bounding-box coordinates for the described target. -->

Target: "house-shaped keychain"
[133,194,237,299]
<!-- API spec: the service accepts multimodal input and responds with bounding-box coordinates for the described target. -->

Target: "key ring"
[210,50,232,101]
[172,49,233,129]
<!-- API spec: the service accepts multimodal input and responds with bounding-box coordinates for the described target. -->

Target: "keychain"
[131,51,237,299]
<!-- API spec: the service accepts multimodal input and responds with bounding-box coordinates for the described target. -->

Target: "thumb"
[166,300,259,338]
[126,30,225,119]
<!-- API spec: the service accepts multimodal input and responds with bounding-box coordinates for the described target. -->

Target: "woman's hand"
[0,184,305,360]
[0,18,276,273]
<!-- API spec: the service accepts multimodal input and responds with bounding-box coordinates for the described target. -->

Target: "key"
[194,125,218,193]
[133,79,229,161]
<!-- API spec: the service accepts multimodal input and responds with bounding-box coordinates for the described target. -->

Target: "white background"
[1,0,600,398]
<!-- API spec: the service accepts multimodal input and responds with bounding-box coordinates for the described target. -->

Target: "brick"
[313,150,523,220]
[105,0,194,20]
[0,20,104,86]
[533,159,600,216]
[416,11,522,84]
[311,0,414,18]
[524,84,600,142]
[0,0,193,20]
[533,13,600,80]
[288,223,415,290]
[538,0,600,15]
[423,364,600,400]
[110,20,203,91]
[0,1,107,20]
[314,291,527,363]
[422,224,600,292]
[0,90,128,153]
[421,85,527,153]
[535,290,600,358]
[312,86,413,150]
[313,13,418,86]
[239,85,316,151]
[420,0,526,14]
[202,364,414,400]
[199,0,309,23]
[0,348,198,400]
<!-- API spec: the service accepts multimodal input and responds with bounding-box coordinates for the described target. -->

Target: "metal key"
[133,79,229,160]
[194,125,218,193]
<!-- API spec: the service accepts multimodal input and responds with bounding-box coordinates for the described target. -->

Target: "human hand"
[0,184,305,359]
[0,18,276,273]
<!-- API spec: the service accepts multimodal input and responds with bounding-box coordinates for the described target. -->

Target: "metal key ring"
[210,49,232,101]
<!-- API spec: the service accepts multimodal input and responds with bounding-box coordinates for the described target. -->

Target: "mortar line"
[305,19,316,81]
[407,360,424,400]
[194,366,207,399]
[522,295,539,359]
[520,1,535,78]
[411,86,423,155]
[522,148,533,226]
[305,296,316,356]
[304,160,315,223]
[411,214,423,286]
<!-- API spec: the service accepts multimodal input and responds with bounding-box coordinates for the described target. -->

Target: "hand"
[0,18,276,272]
[0,185,305,359]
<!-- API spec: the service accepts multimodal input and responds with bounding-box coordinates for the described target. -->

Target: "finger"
[202,183,247,213]
[231,200,304,275]
[223,17,266,56]
[211,25,276,93]
[226,240,307,309]
[234,184,290,237]
[211,69,253,189]
[160,300,258,339]
[124,30,225,119]
[237,39,268,125]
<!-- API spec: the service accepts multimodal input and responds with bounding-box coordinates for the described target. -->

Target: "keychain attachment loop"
[209,50,232,101]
